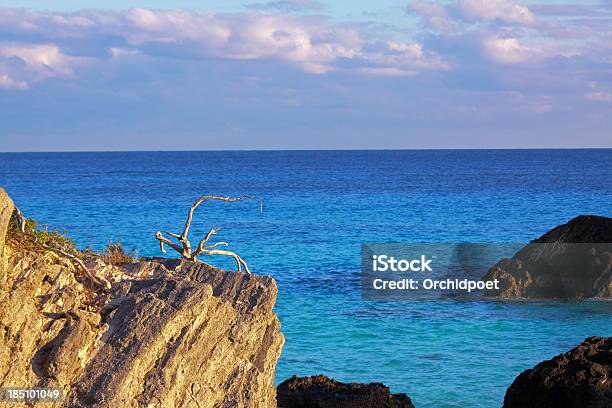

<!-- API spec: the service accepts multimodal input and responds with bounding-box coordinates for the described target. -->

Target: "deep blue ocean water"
[1,150,611,407]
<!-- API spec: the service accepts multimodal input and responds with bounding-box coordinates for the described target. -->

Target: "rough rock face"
[503,336,612,408]
[276,375,414,408]
[483,215,612,299]
[0,188,13,257]
[0,189,284,407]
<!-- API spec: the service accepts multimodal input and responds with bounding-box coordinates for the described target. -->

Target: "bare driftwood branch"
[41,242,112,291]
[14,206,26,233]
[155,195,258,273]
[14,206,111,291]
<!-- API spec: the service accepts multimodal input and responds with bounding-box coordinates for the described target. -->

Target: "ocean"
[1,149,611,407]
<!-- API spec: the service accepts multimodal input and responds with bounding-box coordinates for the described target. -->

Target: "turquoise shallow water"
[1,150,611,407]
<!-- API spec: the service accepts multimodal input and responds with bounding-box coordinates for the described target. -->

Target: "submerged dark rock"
[483,215,612,299]
[276,375,414,408]
[503,336,612,408]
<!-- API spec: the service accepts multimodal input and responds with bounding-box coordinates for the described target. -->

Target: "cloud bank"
[0,1,610,150]
[458,0,535,25]
[0,7,448,89]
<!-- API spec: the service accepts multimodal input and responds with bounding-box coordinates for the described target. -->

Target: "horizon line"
[1,147,612,154]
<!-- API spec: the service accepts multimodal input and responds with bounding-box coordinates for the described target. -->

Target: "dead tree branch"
[15,206,110,291]
[14,206,26,233]
[43,243,112,291]
[155,195,258,273]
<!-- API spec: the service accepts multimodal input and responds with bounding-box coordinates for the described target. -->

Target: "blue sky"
[0,0,611,151]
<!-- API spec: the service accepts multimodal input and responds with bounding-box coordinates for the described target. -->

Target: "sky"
[0,0,611,151]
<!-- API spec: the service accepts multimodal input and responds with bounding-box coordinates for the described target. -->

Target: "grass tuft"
[101,241,136,266]
[9,213,76,253]
[8,211,137,265]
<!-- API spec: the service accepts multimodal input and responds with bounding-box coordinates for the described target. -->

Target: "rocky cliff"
[0,189,284,407]
[503,336,612,408]
[484,215,612,299]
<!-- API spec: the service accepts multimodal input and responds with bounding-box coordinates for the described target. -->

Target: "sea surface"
[1,150,611,407]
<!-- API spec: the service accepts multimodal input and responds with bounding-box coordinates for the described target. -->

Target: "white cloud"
[123,9,232,49]
[357,67,418,77]
[365,41,449,72]
[458,0,535,25]
[483,37,541,64]
[245,0,324,13]
[108,47,141,58]
[0,8,448,88]
[409,0,594,71]
[0,43,88,89]
[127,8,161,29]
[409,0,456,32]
[0,74,28,90]
[389,41,423,57]
[0,43,76,77]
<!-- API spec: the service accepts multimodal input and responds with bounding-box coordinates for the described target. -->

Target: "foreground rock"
[504,336,612,408]
[0,188,12,257]
[277,375,414,408]
[0,189,284,407]
[484,215,612,299]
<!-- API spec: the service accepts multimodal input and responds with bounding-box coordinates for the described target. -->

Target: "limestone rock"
[503,336,612,408]
[276,375,414,408]
[0,188,13,258]
[0,190,284,407]
[484,215,612,299]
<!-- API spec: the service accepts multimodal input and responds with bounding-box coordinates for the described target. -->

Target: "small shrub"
[8,211,76,253]
[9,210,137,266]
[33,225,76,253]
[101,241,135,266]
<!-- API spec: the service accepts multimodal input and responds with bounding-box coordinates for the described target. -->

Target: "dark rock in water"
[531,215,612,243]
[277,375,414,408]
[483,215,612,299]
[503,336,612,408]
